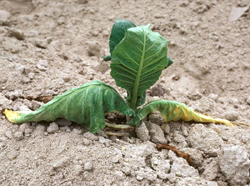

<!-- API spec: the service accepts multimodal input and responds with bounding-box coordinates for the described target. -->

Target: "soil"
[0,0,250,185]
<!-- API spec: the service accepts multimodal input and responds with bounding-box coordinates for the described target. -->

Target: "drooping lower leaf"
[128,100,234,127]
[111,25,173,109]
[3,80,135,133]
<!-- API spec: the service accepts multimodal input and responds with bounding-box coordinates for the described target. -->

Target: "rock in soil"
[55,118,72,127]
[87,41,101,57]
[84,162,93,171]
[0,10,10,25]
[219,145,250,186]
[201,158,219,181]
[8,28,25,40]
[83,131,99,141]
[47,122,59,133]
[188,124,224,156]
[146,121,168,144]
[135,121,150,142]
[169,157,199,179]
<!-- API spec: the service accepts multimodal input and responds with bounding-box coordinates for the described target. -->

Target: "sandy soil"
[0,0,250,185]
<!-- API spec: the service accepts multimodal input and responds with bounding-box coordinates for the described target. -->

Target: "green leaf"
[103,19,136,61]
[4,80,135,133]
[103,55,111,61]
[128,100,234,128]
[110,25,172,109]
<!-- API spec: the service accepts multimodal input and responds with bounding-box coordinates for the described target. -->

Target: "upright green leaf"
[103,19,136,61]
[4,80,135,133]
[111,25,173,109]
[109,19,136,54]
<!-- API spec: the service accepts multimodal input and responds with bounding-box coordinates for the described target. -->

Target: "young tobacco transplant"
[3,19,241,133]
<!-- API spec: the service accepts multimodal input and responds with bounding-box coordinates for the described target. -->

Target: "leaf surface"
[109,19,136,55]
[4,80,135,133]
[111,25,172,109]
[104,19,136,61]
[128,100,233,127]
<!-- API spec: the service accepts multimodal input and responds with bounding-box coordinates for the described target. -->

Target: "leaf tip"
[103,55,111,61]
[2,109,20,123]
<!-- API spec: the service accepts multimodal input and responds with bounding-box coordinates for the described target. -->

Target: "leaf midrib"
[130,29,146,110]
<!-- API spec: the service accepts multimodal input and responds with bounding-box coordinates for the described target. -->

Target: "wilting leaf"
[128,100,233,127]
[4,80,135,133]
[111,25,172,109]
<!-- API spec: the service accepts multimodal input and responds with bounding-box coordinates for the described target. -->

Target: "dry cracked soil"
[0,0,250,185]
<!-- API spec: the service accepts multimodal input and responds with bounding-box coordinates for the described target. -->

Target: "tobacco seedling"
[3,20,237,133]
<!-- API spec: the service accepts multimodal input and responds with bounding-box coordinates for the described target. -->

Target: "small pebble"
[150,85,166,97]
[77,0,88,4]
[146,121,168,144]
[57,16,65,25]
[19,123,28,132]
[15,64,25,74]
[0,10,10,25]
[229,97,239,105]
[36,59,48,71]
[168,150,178,163]
[91,30,99,37]
[0,136,7,142]
[208,94,218,101]
[27,30,38,37]
[157,171,168,179]
[83,132,99,141]
[47,122,59,133]
[74,164,83,175]
[34,39,48,49]
[31,101,42,110]
[217,97,225,104]
[28,72,35,79]
[154,14,165,19]
[122,166,131,176]
[114,171,125,181]
[84,162,93,171]
[5,131,13,139]
[98,136,111,145]
[7,150,19,160]
[87,41,101,57]
[135,121,150,142]
[5,90,23,100]
[224,111,239,121]
[22,77,31,83]
[136,175,144,181]
[246,96,250,105]
[55,118,72,127]
[82,138,91,146]
[14,131,24,141]
[53,157,70,169]
[33,125,45,136]
[181,125,189,137]
[8,28,25,40]
[0,142,6,148]
[25,127,33,135]
[72,128,82,135]
[111,156,120,163]
[187,91,203,101]
[161,124,170,134]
